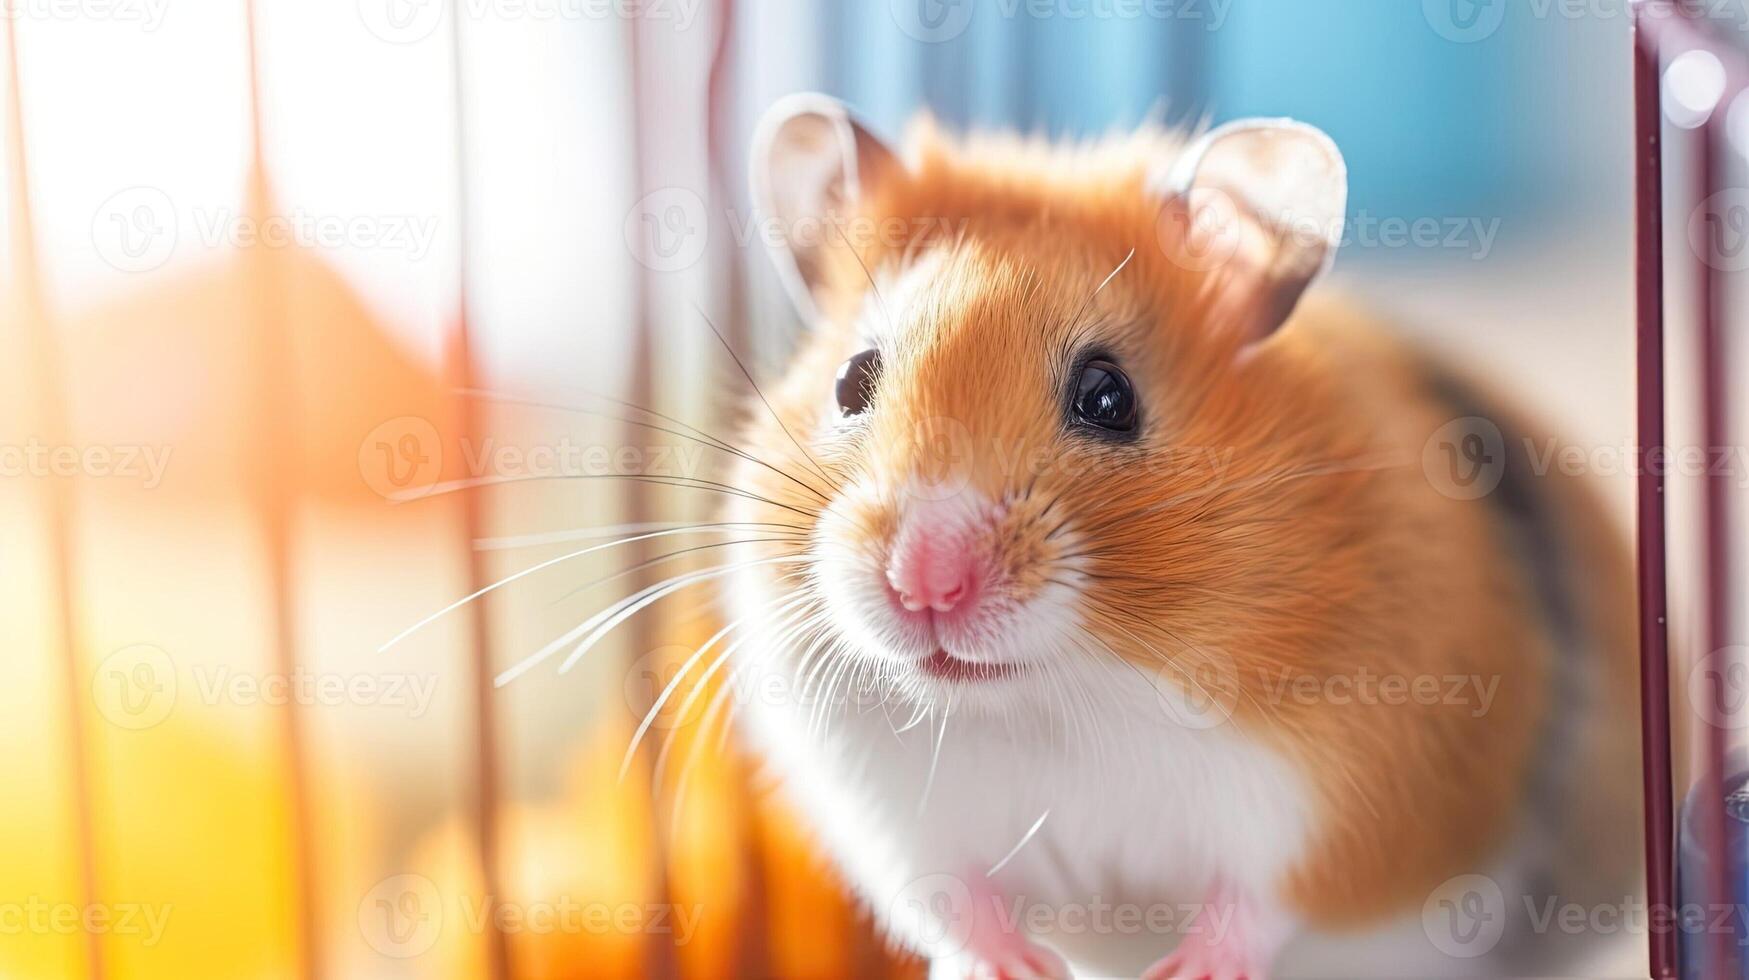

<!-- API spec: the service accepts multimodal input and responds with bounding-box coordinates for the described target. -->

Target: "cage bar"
[239,3,322,976]
[1632,2,1679,976]
[3,16,106,980]
[445,1,512,977]
[1634,1,1749,976]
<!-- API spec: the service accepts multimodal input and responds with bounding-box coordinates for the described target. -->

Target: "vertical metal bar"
[706,0,746,356]
[3,17,105,980]
[239,6,321,977]
[1698,113,1739,976]
[704,1,775,974]
[1633,7,1679,978]
[444,4,510,979]
[624,10,681,980]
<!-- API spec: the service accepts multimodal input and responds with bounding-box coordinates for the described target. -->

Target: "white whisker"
[618,591,812,783]
[380,523,794,652]
[554,555,808,675]
[475,521,789,551]
[492,555,799,687]
[987,810,1051,877]
[655,601,830,790]
[893,699,931,734]
[1092,247,1135,296]
[917,694,953,815]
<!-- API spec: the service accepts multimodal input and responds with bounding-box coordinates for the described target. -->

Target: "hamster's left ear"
[1152,118,1347,343]
[751,93,905,327]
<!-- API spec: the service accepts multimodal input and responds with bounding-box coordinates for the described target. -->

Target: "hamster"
[717,93,1642,979]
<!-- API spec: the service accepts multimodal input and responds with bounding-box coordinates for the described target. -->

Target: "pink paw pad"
[1142,942,1265,980]
[935,873,1072,980]
[1142,886,1284,980]
[955,938,1071,980]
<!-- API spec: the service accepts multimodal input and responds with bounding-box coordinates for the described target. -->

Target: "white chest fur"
[727,606,1320,975]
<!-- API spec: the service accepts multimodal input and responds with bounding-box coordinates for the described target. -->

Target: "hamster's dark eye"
[1071,359,1137,433]
[835,348,881,416]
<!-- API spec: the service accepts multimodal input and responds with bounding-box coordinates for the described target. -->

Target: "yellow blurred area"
[0,235,918,978]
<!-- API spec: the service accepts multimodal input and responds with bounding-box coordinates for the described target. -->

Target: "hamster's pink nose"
[885,531,979,614]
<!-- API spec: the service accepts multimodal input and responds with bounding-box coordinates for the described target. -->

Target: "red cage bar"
[1634,1,1745,977]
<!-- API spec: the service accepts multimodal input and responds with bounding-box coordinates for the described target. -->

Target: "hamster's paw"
[1141,883,1287,980]
[934,938,1071,980]
[1141,941,1265,980]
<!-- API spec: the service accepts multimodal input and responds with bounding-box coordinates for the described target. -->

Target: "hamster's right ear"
[1152,118,1347,346]
[751,93,904,327]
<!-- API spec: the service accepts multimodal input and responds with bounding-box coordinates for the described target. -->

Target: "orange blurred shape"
[49,245,457,508]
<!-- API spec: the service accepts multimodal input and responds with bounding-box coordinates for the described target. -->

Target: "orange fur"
[730,119,1640,930]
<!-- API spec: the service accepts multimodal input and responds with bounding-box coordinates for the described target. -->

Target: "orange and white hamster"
[720,93,1642,979]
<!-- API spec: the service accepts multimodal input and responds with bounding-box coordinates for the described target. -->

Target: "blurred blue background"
[739,0,1624,256]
